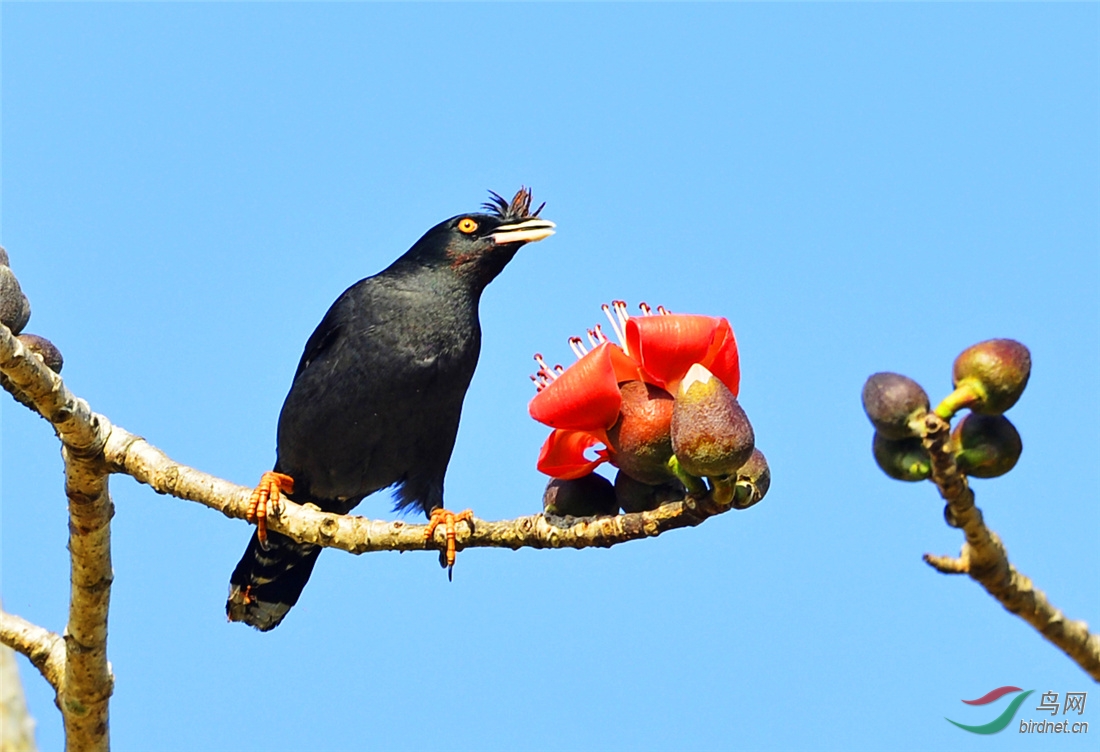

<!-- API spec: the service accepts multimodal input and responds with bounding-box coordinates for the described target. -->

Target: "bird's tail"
[227,530,322,631]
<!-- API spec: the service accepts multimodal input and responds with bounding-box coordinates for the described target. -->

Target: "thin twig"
[917,411,1100,681]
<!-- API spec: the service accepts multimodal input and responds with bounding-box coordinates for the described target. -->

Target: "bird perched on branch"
[227,188,554,631]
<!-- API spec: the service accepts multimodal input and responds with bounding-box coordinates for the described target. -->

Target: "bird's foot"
[246,471,294,548]
[424,508,474,580]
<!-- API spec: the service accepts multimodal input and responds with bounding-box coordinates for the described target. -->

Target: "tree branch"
[60,453,114,750]
[0,609,65,693]
[104,421,735,556]
[916,411,1100,681]
[0,325,115,749]
[3,314,741,561]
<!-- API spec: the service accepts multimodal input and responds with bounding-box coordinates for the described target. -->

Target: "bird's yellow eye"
[457,218,478,234]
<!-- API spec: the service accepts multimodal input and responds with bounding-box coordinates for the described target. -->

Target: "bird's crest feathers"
[482,187,546,221]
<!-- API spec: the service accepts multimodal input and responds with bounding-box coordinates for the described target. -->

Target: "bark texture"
[915,411,1100,681]
[0,326,114,749]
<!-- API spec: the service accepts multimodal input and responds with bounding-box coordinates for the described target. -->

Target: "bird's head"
[398,187,555,288]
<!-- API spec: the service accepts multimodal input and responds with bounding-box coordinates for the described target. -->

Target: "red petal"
[704,318,740,396]
[528,343,637,430]
[536,429,611,480]
[627,314,739,392]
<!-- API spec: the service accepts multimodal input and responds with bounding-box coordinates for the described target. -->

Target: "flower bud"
[941,339,1031,417]
[613,470,685,513]
[952,413,1022,478]
[17,334,63,374]
[606,380,676,485]
[862,372,929,439]
[731,448,770,510]
[543,473,619,517]
[0,264,31,335]
[670,363,754,479]
[872,433,931,482]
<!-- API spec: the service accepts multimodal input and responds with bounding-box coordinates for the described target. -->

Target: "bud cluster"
[862,339,1030,484]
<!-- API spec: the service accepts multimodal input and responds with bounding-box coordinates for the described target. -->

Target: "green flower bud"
[543,473,619,517]
[861,372,929,439]
[938,339,1031,417]
[872,433,931,482]
[607,380,676,485]
[17,334,63,374]
[952,413,1022,479]
[613,470,685,513]
[671,364,754,479]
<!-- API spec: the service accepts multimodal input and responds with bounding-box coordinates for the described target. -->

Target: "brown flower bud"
[862,372,929,439]
[732,448,770,510]
[613,470,685,513]
[606,380,676,485]
[671,364,754,479]
[543,473,619,517]
[17,333,63,373]
[0,265,31,335]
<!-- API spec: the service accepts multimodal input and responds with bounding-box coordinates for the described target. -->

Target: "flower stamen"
[531,353,561,391]
[568,336,588,360]
[602,303,628,354]
[657,305,670,315]
[613,300,630,328]
[586,326,611,348]
[639,302,652,316]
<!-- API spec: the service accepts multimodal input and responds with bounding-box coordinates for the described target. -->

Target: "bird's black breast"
[275,270,482,514]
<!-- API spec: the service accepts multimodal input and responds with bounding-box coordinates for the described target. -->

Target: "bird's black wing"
[293,306,343,382]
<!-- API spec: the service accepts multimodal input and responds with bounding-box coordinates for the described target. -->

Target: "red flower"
[529,302,740,479]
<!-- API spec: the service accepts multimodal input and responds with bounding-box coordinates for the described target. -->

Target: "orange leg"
[424,508,474,580]
[246,471,294,547]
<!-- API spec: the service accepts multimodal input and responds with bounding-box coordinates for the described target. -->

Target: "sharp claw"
[246,472,294,548]
[425,508,473,576]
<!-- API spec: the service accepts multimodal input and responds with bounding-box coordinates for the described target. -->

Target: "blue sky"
[3,4,1097,751]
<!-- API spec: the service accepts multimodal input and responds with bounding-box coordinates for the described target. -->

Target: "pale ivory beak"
[490,218,556,245]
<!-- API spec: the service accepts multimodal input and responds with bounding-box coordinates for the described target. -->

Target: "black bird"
[227,188,554,631]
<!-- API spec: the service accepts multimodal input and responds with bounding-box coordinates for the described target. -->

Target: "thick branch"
[60,453,114,750]
[917,412,1100,681]
[2,320,738,559]
[0,609,65,692]
[1,325,114,749]
[0,324,102,454]
[2,314,742,612]
[103,424,735,555]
